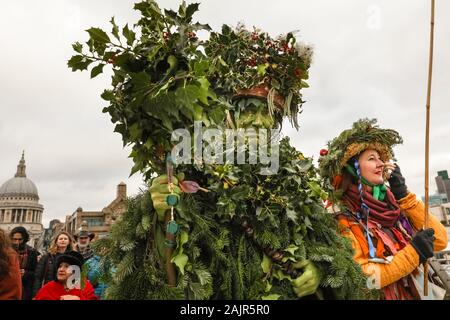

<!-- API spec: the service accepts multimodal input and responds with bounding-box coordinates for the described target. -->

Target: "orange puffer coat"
[338,192,448,289]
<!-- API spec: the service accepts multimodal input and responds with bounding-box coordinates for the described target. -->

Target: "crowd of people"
[0,224,106,300]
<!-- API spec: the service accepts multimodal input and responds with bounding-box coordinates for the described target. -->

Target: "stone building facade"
[61,182,127,239]
[0,153,44,247]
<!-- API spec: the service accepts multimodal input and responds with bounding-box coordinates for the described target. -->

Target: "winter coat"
[0,249,22,300]
[18,245,39,300]
[338,192,448,289]
[86,255,107,299]
[32,252,59,297]
[34,279,98,300]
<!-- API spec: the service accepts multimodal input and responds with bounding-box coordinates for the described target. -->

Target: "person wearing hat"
[74,222,107,299]
[74,222,95,261]
[9,226,40,300]
[319,118,448,299]
[34,250,97,300]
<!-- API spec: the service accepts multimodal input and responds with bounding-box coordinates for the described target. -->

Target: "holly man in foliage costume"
[318,119,448,299]
[69,0,368,299]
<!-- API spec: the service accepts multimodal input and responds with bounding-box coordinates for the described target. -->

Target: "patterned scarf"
[77,245,94,260]
[342,184,420,300]
[343,183,401,228]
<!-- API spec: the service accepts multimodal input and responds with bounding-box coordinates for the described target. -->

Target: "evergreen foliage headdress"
[68,0,313,179]
[319,118,403,189]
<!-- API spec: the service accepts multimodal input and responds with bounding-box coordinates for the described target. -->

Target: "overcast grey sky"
[1,0,449,227]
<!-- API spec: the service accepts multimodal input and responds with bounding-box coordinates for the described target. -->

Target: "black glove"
[410,228,435,263]
[388,164,408,200]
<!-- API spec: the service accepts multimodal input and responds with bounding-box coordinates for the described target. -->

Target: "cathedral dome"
[0,152,39,200]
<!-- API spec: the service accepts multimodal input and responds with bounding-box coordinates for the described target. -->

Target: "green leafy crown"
[318,118,403,183]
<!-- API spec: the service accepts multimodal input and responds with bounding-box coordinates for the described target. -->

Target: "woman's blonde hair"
[48,231,75,255]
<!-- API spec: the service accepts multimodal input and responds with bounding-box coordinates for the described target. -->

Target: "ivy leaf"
[196,77,211,105]
[307,181,328,200]
[86,27,110,44]
[90,64,105,78]
[175,85,199,111]
[129,123,142,141]
[110,16,120,41]
[261,254,272,273]
[171,253,188,275]
[122,24,136,46]
[257,63,269,76]
[283,245,299,255]
[193,60,209,76]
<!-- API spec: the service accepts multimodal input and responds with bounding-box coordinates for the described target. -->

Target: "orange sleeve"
[399,192,448,251]
[338,220,420,289]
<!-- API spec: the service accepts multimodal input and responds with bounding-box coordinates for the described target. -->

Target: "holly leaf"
[90,64,104,78]
[110,16,120,41]
[286,208,298,223]
[129,161,143,177]
[185,3,200,20]
[86,27,110,44]
[122,24,136,46]
[101,89,115,101]
[72,42,83,53]
[67,55,93,71]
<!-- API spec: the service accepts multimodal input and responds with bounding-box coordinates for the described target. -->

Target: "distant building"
[423,194,447,207]
[430,203,450,225]
[0,152,44,247]
[61,182,127,239]
[435,170,450,203]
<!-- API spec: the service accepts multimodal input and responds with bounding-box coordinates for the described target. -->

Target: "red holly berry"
[247,57,257,66]
[107,55,117,64]
[320,149,328,156]
[294,68,303,78]
[163,32,170,40]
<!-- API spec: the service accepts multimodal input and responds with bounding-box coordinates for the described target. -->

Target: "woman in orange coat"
[0,229,22,300]
[319,119,448,299]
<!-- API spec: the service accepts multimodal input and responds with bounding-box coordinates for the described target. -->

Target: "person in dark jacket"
[32,231,75,297]
[10,226,40,300]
